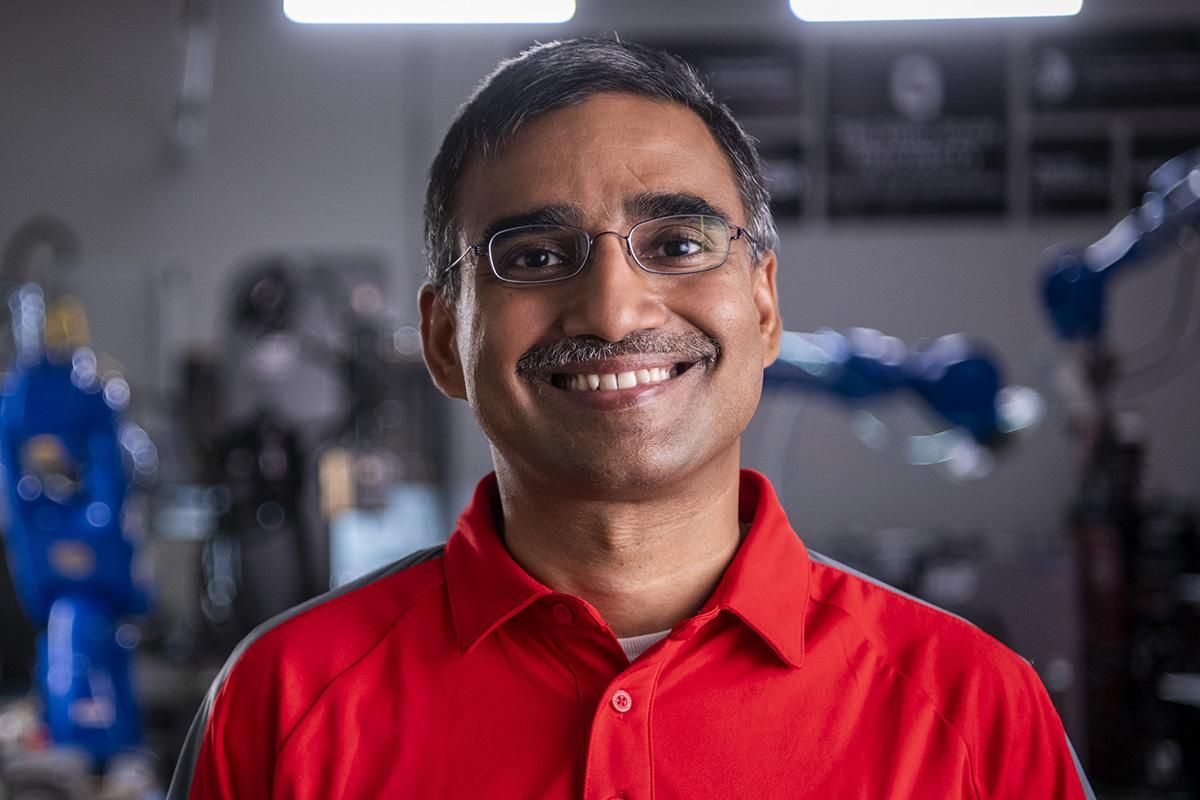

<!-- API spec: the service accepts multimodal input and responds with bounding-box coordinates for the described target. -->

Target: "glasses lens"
[489,226,588,283]
[631,215,731,274]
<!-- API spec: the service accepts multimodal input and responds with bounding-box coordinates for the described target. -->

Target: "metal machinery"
[1041,147,1200,793]
[758,149,1200,790]
[182,254,446,642]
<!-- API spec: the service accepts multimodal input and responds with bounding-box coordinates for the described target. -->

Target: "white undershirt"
[617,629,671,661]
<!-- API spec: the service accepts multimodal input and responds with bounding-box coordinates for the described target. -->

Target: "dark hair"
[422,37,778,299]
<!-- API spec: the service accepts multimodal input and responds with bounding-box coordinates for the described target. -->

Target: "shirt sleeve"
[970,656,1096,800]
[166,640,284,800]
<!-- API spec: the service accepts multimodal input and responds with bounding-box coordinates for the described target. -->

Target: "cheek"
[678,278,764,361]
[694,282,768,411]
[451,294,500,403]
[459,296,546,396]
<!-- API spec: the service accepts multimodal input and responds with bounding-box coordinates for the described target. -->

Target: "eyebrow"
[475,192,734,245]
[625,192,732,223]
[478,205,584,244]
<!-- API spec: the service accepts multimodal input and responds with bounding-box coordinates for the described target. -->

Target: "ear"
[752,251,782,367]
[418,283,468,400]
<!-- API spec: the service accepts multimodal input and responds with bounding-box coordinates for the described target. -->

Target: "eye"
[640,224,719,265]
[659,236,705,258]
[507,246,567,271]
[489,226,583,281]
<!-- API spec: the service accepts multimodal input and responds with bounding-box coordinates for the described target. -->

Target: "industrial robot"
[0,218,157,798]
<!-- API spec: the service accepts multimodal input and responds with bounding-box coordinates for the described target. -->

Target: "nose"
[558,232,669,342]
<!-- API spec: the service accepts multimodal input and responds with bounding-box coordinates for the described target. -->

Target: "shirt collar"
[704,470,809,668]
[444,474,553,652]
[444,470,809,668]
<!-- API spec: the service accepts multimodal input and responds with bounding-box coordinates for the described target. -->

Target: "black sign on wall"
[757,138,808,220]
[827,40,1008,217]
[659,40,805,118]
[1030,138,1111,216]
[627,27,1200,225]
[1031,30,1200,112]
[656,40,809,220]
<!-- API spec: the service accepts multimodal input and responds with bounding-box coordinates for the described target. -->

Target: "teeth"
[560,366,680,392]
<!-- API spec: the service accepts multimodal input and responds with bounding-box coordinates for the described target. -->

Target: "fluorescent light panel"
[790,0,1081,21]
[284,0,575,24]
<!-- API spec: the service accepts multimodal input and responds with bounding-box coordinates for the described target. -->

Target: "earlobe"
[418,283,468,400]
[753,252,783,367]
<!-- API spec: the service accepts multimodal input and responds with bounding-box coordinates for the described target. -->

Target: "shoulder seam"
[237,544,447,671]
[274,575,446,757]
[163,545,444,800]
[808,549,980,634]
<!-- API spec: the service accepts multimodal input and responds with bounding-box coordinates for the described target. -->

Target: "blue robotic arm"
[765,327,1014,446]
[763,327,1041,480]
[1042,146,1200,341]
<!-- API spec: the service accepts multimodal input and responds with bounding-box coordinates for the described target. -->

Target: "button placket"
[584,661,659,800]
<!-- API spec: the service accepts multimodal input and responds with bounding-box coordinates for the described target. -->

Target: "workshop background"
[1,0,1198,797]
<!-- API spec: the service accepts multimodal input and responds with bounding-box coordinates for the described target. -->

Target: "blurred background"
[0,0,1197,797]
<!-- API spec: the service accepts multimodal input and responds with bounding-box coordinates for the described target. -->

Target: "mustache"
[515,330,721,378]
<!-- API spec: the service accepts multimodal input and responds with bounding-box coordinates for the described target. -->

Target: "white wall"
[2,0,1197,548]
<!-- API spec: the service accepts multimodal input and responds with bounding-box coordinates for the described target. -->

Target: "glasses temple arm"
[733,227,758,245]
[444,244,485,275]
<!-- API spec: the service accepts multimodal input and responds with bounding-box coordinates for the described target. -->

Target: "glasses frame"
[445,213,757,286]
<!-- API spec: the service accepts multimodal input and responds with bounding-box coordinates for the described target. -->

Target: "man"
[169,38,1094,798]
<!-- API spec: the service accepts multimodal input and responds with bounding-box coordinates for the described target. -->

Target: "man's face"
[420,92,781,498]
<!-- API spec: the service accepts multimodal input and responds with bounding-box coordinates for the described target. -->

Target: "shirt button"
[611,689,633,713]
[552,603,574,624]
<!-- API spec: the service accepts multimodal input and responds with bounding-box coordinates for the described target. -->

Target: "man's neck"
[495,462,744,638]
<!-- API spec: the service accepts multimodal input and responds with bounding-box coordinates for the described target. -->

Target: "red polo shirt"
[169,471,1093,799]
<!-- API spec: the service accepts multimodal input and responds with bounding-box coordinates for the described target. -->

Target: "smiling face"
[420,92,781,499]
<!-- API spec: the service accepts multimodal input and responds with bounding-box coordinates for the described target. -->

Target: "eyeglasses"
[446,214,756,285]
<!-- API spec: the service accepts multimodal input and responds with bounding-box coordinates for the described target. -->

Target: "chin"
[502,439,730,502]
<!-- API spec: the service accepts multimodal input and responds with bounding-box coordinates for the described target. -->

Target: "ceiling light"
[284,0,576,24]
[790,0,1081,22]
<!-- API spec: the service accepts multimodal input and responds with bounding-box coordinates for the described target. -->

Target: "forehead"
[454,92,745,236]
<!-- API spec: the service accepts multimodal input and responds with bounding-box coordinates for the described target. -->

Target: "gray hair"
[422,37,779,300]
